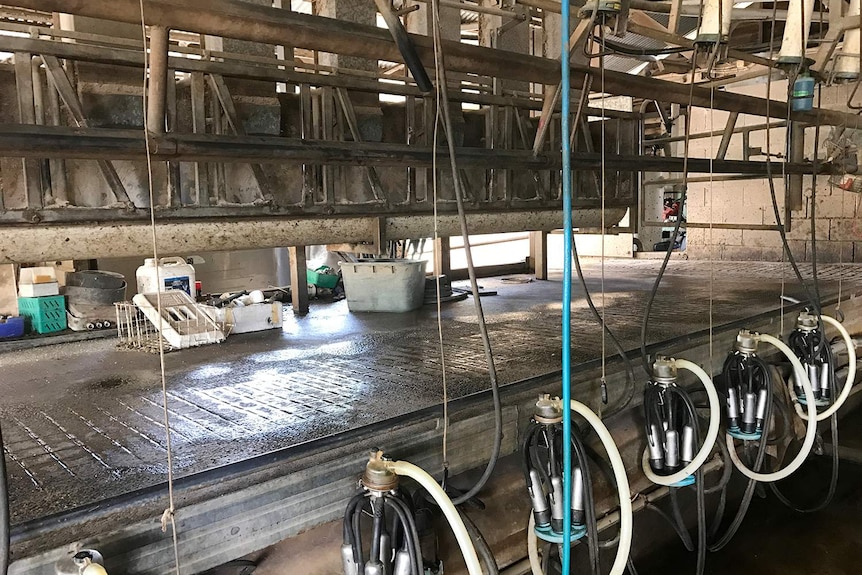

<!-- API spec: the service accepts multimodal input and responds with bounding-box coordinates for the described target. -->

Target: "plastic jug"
[136,256,196,296]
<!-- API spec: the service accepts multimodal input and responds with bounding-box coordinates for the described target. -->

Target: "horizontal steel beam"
[4,0,862,127]
[0,209,625,264]
[0,125,832,175]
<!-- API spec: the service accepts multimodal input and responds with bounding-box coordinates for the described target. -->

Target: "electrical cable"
[429,0,503,507]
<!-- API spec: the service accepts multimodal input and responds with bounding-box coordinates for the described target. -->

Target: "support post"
[529,231,548,280]
[288,246,309,315]
[434,237,451,277]
[787,122,805,212]
[147,25,170,134]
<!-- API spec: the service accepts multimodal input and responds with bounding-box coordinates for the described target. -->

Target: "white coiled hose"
[795,315,857,421]
[641,359,721,486]
[726,333,817,482]
[570,400,632,575]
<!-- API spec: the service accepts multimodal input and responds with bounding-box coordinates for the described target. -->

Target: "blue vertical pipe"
[560,0,574,572]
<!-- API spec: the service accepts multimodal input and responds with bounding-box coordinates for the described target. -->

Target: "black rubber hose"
[344,493,366,559]
[639,52,700,378]
[370,498,384,564]
[571,428,600,575]
[430,0,502,507]
[571,234,637,414]
[459,510,499,575]
[352,498,366,571]
[708,361,773,551]
[769,344,839,513]
[769,412,838,513]
[387,495,424,575]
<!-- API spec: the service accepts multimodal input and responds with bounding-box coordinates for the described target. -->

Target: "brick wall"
[683,80,861,263]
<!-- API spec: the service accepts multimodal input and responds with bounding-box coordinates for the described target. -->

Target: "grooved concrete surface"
[0,260,858,524]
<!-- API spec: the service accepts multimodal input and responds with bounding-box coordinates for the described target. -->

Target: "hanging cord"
[599,23,609,411]
[639,51,700,377]
[569,34,636,416]
[137,7,180,574]
[429,0,502,507]
[430,21,451,472]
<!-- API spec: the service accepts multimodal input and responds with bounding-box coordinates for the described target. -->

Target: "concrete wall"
[685,80,862,263]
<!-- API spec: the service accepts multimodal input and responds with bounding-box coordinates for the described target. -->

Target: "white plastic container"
[136,256,196,296]
[202,302,284,334]
[339,259,427,312]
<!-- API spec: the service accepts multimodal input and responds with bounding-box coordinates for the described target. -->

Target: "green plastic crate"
[306,266,339,289]
[18,295,67,334]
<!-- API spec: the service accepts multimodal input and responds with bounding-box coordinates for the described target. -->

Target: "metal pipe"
[788,122,805,211]
[414,0,528,19]
[373,0,433,93]
[146,25,169,135]
[0,125,834,175]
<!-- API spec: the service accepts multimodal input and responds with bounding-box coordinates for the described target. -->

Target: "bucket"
[136,256,196,296]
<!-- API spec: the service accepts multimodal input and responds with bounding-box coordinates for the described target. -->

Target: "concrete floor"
[1,260,859,524]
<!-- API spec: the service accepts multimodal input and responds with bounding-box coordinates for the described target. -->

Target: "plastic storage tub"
[339,259,426,312]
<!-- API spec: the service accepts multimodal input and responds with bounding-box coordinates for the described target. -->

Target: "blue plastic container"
[791,76,815,111]
[0,317,25,339]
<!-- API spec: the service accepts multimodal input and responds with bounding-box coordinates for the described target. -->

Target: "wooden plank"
[529,231,548,280]
[190,71,210,206]
[14,52,41,209]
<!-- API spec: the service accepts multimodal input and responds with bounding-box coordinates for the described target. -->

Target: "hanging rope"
[137,5,181,574]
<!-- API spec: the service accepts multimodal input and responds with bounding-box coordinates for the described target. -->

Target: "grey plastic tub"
[339,259,427,312]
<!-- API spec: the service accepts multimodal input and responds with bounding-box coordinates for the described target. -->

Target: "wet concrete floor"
[0,260,858,524]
